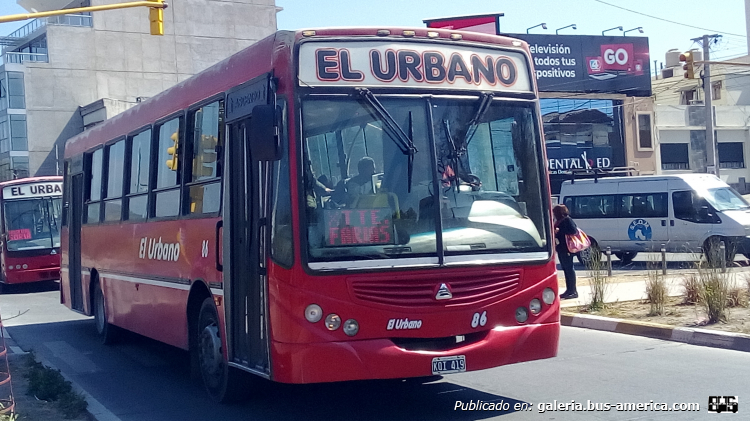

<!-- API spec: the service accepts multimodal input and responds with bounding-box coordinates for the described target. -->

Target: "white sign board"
[3,182,63,199]
[299,41,532,93]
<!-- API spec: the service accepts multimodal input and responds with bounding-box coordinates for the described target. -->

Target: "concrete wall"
[21,0,277,177]
[623,96,657,175]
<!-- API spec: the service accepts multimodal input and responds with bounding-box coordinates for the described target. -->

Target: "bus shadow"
[8,319,529,421]
[0,280,59,294]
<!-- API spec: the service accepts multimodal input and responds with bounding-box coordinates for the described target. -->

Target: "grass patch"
[23,354,87,419]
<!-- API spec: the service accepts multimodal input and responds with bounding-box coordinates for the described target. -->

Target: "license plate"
[431,355,466,375]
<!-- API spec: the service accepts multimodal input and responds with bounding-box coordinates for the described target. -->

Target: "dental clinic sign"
[504,34,651,96]
[298,41,532,93]
[547,147,612,175]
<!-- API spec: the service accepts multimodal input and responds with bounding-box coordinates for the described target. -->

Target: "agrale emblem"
[435,283,453,300]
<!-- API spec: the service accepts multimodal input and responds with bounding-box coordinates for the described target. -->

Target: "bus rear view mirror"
[250,104,282,161]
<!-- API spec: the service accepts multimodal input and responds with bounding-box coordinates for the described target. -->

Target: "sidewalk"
[557,266,750,352]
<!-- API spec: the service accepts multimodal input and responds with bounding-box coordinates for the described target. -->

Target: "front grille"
[392,331,488,351]
[350,270,521,306]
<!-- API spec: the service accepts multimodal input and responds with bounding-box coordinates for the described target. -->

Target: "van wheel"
[576,240,601,267]
[614,252,638,264]
[93,281,119,344]
[196,298,250,403]
[703,237,737,268]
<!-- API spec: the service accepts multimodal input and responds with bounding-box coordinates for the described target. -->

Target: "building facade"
[0,0,277,180]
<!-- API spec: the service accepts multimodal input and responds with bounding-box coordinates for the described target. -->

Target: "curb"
[561,312,750,353]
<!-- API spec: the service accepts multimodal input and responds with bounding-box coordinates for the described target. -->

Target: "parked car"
[559,174,750,266]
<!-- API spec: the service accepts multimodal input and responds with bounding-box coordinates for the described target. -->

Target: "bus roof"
[64,27,531,158]
[0,176,62,188]
[560,173,726,189]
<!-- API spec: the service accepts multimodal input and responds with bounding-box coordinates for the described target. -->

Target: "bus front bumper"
[270,321,559,384]
[4,267,60,285]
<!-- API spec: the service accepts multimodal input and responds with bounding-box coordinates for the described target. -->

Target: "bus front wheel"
[93,281,119,344]
[197,298,249,403]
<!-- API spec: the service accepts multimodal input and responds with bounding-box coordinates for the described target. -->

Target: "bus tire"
[197,298,249,403]
[94,281,119,345]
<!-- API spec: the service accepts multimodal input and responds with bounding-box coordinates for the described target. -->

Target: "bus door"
[68,173,84,311]
[224,117,269,375]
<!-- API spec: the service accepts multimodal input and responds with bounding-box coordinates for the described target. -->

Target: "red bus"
[0,177,62,292]
[61,27,559,401]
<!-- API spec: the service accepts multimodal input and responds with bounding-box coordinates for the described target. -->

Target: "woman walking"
[553,204,578,299]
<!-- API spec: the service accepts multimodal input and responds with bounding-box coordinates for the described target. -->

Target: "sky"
[0,0,746,68]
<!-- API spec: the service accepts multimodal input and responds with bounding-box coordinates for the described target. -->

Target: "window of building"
[103,140,125,221]
[718,142,744,169]
[0,117,8,153]
[0,75,6,112]
[660,143,689,170]
[636,112,653,150]
[681,89,696,105]
[186,100,223,215]
[127,129,151,221]
[712,81,722,100]
[10,115,27,151]
[86,148,103,223]
[154,117,182,217]
[7,72,25,109]
[10,156,29,179]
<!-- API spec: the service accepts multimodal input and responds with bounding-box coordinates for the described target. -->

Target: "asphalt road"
[2,285,748,420]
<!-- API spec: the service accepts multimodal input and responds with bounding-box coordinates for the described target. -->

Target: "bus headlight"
[343,319,359,336]
[325,314,341,330]
[304,304,323,323]
[515,307,529,323]
[22,264,28,269]
[542,288,556,305]
[529,299,542,315]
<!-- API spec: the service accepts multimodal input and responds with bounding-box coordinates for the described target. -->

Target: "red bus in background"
[61,27,559,402]
[0,177,62,292]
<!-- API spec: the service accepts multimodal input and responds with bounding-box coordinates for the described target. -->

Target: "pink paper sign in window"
[8,229,32,241]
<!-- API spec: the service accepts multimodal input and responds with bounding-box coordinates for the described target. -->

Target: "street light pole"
[693,34,722,177]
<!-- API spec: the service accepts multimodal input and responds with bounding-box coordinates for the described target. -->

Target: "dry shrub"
[727,286,748,308]
[645,258,667,316]
[586,252,609,311]
[696,265,731,323]
[681,273,700,304]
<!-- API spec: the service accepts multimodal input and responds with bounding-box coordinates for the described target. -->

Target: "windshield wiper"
[463,92,494,147]
[355,88,418,192]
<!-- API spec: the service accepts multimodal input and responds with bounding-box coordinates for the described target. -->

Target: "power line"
[593,0,746,38]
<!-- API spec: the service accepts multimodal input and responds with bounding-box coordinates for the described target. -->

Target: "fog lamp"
[343,319,359,336]
[529,299,542,315]
[515,307,529,323]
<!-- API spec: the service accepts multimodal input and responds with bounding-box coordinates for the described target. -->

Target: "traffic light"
[194,135,218,178]
[166,130,179,171]
[679,51,695,79]
[148,0,164,36]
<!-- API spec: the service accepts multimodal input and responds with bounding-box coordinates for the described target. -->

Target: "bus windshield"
[4,197,62,251]
[302,95,548,266]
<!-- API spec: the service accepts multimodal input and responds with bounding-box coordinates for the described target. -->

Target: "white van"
[558,174,750,265]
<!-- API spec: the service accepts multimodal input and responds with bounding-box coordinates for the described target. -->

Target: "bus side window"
[126,129,152,221]
[85,148,104,224]
[103,139,125,222]
[187,100,224,215]
[154,117,183,218]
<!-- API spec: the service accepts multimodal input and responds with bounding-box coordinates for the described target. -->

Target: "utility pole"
[692,34,722,177]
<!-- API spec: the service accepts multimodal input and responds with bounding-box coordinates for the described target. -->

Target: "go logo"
[604,48,628,65]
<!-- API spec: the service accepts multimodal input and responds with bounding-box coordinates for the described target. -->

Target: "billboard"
[504,34,651,96]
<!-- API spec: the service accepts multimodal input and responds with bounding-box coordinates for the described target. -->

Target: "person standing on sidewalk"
[553,204,578,299]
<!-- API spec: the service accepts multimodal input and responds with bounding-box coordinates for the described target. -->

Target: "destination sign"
[3,182,63,199]
[323,208,394,246]
[299,41,532,92]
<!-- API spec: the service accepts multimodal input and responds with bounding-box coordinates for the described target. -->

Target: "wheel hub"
[200,324,222,375]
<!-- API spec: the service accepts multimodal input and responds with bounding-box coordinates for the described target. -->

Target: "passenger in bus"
[330,156,377,207]
[304,159,332,220]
